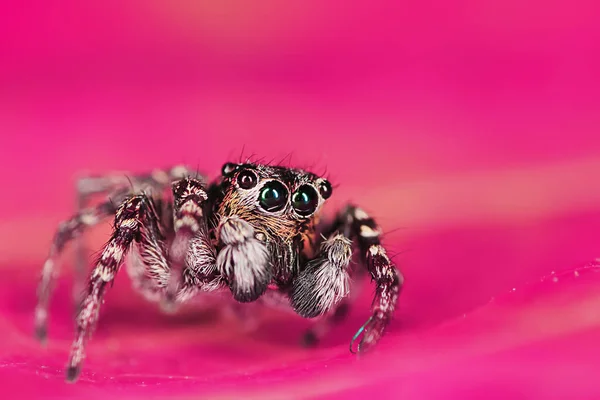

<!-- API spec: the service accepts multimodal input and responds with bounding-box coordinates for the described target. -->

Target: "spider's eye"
[318,180,332,200]
[237,169,258,189]
[258,181,288,212]
[292,185,319,216]
[222,163,238,176]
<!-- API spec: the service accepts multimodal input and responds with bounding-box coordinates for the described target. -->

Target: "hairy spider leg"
[339,205,404,353]
[75,165,196,199]
[73,165,196,307]
[123,193,175,305]
[36,180,173,341]
[162,177,221,311]
[65,195,152,382]
[67,179,226,382]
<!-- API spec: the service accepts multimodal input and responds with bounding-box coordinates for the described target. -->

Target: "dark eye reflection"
[237,169,257,189]
[292,185,319,216]
[319,180,332,199]
[258,181,288,212]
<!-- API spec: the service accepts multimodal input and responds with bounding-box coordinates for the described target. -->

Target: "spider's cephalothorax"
[34,161,404,383]
[214,163,330,298]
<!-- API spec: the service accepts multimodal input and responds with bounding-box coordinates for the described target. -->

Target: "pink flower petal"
[2,259,600,398]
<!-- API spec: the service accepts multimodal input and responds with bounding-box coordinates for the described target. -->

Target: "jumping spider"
[34,162,404,382]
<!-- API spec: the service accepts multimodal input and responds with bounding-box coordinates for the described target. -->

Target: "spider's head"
[217,162,332,242]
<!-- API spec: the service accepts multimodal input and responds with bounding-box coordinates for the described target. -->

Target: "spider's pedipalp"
[216,216,272,302]
[291,233,352,318]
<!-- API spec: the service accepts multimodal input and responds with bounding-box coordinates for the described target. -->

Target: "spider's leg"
[162,177,221,310]
[73,165,197,306]
[35,201,117,342]
[124,197,171,304]
[65,194,156,382]
[126,244,167,304]
[71,188,134,311]
[73,189,87,308]
[339,205,404,353]
[292,205,404,353]
[75,165,197,199]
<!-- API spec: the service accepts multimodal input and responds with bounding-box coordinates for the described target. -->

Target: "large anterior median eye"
[292,184,319,216]
[258,180,288,212]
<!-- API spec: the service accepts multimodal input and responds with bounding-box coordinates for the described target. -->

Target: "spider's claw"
[65,365,81,383]
[350,315,388,355]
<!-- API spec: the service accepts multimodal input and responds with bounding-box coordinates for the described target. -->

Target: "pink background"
[1,1,600,399]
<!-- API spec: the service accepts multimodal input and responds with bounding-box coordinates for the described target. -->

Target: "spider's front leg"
[291,205,404,353]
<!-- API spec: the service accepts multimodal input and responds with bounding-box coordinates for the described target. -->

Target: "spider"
[34,161,404,382]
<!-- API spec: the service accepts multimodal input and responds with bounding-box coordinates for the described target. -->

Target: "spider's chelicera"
[34,162,404,382]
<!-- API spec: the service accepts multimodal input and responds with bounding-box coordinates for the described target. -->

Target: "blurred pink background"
[1,1,600,399]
